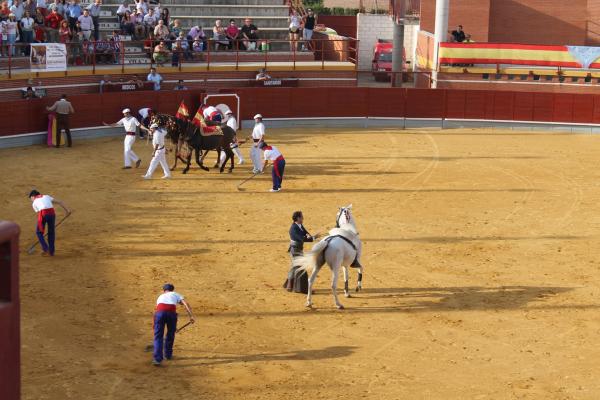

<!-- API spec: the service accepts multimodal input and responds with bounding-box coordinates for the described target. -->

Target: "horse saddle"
[200,125,224,137]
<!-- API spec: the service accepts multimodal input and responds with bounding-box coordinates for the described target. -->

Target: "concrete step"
[169,16,289,29]
[97,4,289,16]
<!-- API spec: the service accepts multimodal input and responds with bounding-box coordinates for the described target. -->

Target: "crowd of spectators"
[0,0,317,66]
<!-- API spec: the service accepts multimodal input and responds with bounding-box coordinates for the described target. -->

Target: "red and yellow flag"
[175,100,190,120]
[191,106,206,128]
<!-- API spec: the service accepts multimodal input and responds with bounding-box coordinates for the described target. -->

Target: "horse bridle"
[336,208,349,228]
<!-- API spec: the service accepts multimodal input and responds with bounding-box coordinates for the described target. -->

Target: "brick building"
[420,0,597,46]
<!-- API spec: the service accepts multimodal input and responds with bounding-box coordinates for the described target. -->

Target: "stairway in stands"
[84,0,292,64]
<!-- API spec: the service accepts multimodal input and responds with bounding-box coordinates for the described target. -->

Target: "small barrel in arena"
[0,221,21,400]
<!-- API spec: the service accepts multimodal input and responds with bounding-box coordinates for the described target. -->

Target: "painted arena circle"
[3,127,600,399]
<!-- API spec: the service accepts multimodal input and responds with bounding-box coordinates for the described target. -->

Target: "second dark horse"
[154,113,236,174]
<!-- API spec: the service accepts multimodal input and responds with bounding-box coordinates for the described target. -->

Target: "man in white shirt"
[86,0,101,40]
[219,110,244,167]
[142,123,171,180]
[10,0,24,21]
[29,189,71,256]
[103,108,150,169]
[146,67,162,91]
[248,113,265,173]
[153,283,195,366]
[77,8,93,40]
[259,141,285,192]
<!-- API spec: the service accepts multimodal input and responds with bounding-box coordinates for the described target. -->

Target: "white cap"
[150,123,159,129]
[225,110,233,115]
[253,114,262,119]
[122,108,131,114]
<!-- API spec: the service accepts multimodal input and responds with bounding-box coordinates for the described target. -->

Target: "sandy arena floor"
[3,127,600,399]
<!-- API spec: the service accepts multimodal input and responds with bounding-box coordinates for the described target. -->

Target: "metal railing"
[0,37,359,76]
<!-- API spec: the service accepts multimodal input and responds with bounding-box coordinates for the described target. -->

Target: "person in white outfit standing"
[248,113,265,173]
[143,123,172,180]
[220,110,244,166]
[103,108,149,169]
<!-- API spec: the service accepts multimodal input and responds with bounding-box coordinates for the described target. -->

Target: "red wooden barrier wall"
[3,88,600,137]
[0,221,21,400]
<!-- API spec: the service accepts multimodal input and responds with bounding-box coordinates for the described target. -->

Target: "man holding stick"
[153,283,195,366]
[29,189,71,256]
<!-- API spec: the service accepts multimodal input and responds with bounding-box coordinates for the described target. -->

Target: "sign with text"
[30,43,67,72]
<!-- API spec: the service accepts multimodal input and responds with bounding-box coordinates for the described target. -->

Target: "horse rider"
[103,108,151,169]
[259,141,285,192]
[249,114,265,174]
[142,123,172,180]
[284,211,318,292]
[202,104,223,123]
[138,107,155,138]
[153,283,195,366]
[29,189,71,257]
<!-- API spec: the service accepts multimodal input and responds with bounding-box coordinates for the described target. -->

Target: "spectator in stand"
[147,66,162,90]
[47,0,63,17]
[86,0,100,41]
[33,11,46,42]
[152,39,168,65]
[225,18,239,50]
[94,37,114,63]
[134,0,146,16]
[153,18,168,41]
[241,17,258,51]
[81,37,92,63]
[0,2,10,21]
[192,36,201,54]
[33,6,43,25]
[69,22,82,63]
[77,7,91,39]
[255,68,270,81]
[10,0,24,26]
[20,10,34,52]
[288,9,300,52]
[171,36,181,65]
[4,14,18,55]
[130,73,143,88]
[301,8,316,51]
[173,78,186,90]
[23,0,35,17]
[159,7,168,25]
[121,10,134,37]
[115,1,128,23]
[142,29,153,54]
[58,18,69,42]
[36,0,47,16]
[188,24,205,51]
[178,31,190,60]
[212,19,227,51]
[142,6,155,37]
[44,7,62,42]
[169,17,180,39]
[449,25,470,43]
[111,29,121,63]
[66,0,80,30]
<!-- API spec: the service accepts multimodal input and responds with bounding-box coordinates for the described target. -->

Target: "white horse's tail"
[294,239,329,275]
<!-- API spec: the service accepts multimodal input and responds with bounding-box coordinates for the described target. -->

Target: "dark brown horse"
[153,113,236,174]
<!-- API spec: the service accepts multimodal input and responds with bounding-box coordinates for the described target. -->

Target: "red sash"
[37,208,55,233]
[156,303,177,312]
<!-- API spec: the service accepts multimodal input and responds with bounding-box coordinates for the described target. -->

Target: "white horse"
[294,205,364,309]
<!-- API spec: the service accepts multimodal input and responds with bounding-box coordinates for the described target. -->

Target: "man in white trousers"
[103,108,148,169]
[220,110,244,167]
[143,123,171,179]
[248,113,265,173]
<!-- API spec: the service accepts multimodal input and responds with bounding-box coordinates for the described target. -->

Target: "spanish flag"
[191,106,205,128]
[175,100,190,120]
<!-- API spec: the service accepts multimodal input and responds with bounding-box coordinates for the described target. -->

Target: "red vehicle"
[372,39,406,82]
